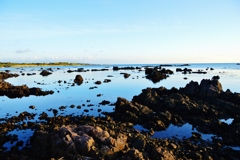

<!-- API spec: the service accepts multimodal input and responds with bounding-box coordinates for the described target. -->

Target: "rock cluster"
[0,81,54,98]
[145,67,173,83]
[0,72,19,80]
[116,78,240,145]
[0,78,240,159]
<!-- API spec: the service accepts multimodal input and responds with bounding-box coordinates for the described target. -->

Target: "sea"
[1,63,240,150]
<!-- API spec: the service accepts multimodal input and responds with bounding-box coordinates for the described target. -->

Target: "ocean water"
[1,63,240,150]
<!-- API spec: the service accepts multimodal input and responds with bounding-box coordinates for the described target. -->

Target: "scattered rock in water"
[84,109,89,112]
[192,70,207,74]
[40,70,52,76]
[99,100,111,105]
[74,75,83,85]
[123,73,130,78]
[97,94,103,97]
[145,67,173,83]
[70,104,75,108]
[95,81,102,85]
[59,106,67,111]
[176,68,192,74]
[89,86,98,90]
[103,79,111,83]
[29,105,35,109]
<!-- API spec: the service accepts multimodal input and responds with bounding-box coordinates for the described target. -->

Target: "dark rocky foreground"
[0,78,240,159]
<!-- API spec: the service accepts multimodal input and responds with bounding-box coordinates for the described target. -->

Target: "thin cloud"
[15,48,32,54]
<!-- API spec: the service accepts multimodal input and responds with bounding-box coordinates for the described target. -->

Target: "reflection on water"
[3,129,34,151]
[134,123,216,141]
[219,118,234,125]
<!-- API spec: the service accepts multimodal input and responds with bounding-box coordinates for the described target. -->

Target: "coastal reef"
[0,72,19,80]
[0,81,54,98]
[0,78,240,159]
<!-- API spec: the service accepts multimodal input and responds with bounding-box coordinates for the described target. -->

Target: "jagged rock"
[181,79,223,98]
[198,79,223,98]
[182,81,200,96]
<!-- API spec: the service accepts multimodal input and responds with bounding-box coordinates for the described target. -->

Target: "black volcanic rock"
[74,75,83,85]
[181,79,223,98]
[145,68,173,83]
[0,72,19,80]
[0,81,54,98]
[40,70,52,76]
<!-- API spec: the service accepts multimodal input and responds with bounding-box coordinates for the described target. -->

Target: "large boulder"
[33,125,128,158]
[74,75,83,85]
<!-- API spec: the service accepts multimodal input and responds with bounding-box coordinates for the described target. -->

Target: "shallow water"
[1,63,239,118]
[134,123,216,141]
[1,63,240,150]
[3,129,34,151]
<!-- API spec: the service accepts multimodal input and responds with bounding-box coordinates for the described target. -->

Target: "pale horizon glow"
[0,0,240,64]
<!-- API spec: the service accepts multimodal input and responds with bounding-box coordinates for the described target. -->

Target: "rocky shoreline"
[0,66,240,159]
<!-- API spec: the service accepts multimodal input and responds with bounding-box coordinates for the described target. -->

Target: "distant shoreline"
[0,62,90,68]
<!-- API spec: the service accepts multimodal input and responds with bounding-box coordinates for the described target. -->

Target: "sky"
[0,0,240,64]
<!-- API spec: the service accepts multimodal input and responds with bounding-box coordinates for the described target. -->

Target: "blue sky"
[0,0,240,64]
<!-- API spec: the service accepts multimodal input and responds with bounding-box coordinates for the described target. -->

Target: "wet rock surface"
[74,75,84,85]
[0,72,19,80]
[39,70,52,76]
[145,67,173,83]
[0,81,54,98]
